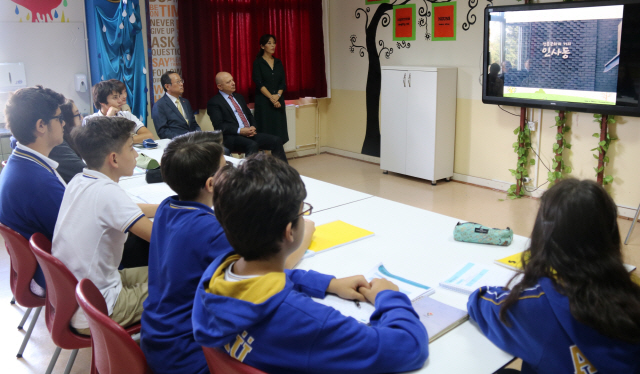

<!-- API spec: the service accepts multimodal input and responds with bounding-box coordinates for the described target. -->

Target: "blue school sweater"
[468,277,640,374]
[141,197,233,374]
[0,146,65,287]
[192,253,429,374]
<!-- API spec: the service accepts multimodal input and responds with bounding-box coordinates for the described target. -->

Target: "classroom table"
[126,139,524,373]
[297,196,528,374]
[122,140,373,212]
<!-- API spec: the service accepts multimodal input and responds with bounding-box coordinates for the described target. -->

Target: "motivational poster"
[148,0,180,103]
[432,2,456,41]
[393,4,416,41]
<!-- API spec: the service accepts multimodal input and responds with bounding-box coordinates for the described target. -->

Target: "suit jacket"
[207,92,256,137]
[152,94,201,139]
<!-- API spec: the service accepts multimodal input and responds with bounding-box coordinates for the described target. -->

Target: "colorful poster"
[432,2,456,41]
[393,4,416,41]
[9,0,72,22]
[148,0,180,103]
[365,0,390,4]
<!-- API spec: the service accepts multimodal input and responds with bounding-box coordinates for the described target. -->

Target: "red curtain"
[177,0,327,110]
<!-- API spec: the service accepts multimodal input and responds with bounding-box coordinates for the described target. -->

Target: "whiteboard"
[0,22,92,124]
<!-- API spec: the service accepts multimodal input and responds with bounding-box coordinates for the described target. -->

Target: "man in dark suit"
[152,71,201,139]
[207,72,287,163]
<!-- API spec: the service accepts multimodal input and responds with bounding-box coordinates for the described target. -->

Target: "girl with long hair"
[49,99,86,183]
[468,178,640,373]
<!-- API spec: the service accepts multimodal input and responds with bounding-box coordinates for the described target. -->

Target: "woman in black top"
[49,99,86,183]
[252,34,288,144]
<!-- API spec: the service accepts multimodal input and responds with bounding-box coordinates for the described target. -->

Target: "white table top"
[296,196,528,373]
[123,139,373,211]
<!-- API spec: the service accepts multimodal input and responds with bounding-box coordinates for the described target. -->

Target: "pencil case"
[453,222,513,246]
[136,153,160,170]
[145,168,163,184]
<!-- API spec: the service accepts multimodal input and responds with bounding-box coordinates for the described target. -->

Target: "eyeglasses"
[48,114,65,123]
[73,113,82,118]
[173,79,185,85]
[298,202,313,217]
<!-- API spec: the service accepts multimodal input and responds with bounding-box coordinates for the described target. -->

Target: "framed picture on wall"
[393,4,416,41]
[432,2,457,41]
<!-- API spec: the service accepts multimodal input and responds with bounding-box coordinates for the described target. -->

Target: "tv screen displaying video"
[483,0,640,116]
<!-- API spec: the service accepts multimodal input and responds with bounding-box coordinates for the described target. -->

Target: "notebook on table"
[495,251,637,273]
[313,263,434,323]
[303,220,374,259]
[439,262,520,295]
[412,296,468,343]
[313,263,466,342]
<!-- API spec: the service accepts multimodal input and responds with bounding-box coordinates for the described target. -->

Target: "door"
[405,70,438,180]
[380,69,408,173]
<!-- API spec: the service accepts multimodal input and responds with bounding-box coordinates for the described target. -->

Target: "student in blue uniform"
[0,86,66,294]
[141,133,314,374]
[192,154,429,374]
[468,179,640,374]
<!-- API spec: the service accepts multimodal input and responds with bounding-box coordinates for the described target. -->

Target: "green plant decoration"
[592,114,617,185]
[507,126,535,199]
[548,111,572,185]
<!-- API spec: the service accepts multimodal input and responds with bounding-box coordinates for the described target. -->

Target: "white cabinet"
[380,66,457,185]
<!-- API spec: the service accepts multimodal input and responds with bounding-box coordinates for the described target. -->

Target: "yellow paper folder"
[496,251,637,274]
[494,251,529,271]
[305,221,374,258]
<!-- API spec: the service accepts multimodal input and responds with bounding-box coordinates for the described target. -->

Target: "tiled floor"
[0,152,638,373]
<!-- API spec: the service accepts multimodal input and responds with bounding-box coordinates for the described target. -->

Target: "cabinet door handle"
[403,73,406,87]
[408,73,411,87]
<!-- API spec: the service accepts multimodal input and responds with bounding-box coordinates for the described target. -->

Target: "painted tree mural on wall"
[350,0,491,157]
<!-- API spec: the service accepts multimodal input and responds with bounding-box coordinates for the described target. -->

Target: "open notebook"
[439,262,520,295]
[303,220,374,259]
[312,264,465,342]
[312,262,434,323]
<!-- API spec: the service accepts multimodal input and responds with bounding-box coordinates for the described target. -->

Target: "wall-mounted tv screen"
[483,0,640,117]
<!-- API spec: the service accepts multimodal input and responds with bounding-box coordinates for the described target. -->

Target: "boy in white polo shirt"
[52,116,157,335]
[83,80,154,144]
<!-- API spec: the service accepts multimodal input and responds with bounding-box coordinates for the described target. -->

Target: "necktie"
[175,99,188,123]
[228,95,250,128]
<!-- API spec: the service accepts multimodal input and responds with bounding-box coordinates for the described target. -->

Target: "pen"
[354,300,361,309]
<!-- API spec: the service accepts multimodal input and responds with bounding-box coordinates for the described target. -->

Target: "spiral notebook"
[439,262,520,295]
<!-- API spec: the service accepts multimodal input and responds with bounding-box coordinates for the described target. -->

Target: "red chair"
[0,222,46,358]
[29,233,141,374]
[76,279,151,374]
[202,346,268,374]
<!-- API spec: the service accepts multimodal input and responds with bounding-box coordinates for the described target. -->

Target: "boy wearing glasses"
[192,154,429,374]
[52,116,157,334]
[141,135,312,374]
[0,86,66,294]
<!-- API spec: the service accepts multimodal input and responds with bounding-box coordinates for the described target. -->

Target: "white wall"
[0,22,92,116]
